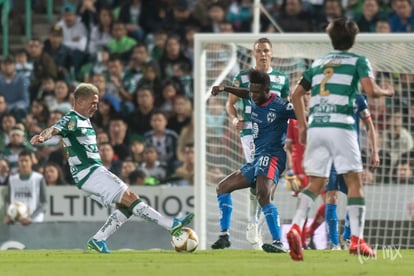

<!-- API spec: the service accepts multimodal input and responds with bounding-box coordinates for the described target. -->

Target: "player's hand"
[298,127,307,146]
[211,86,224,96]
[382,81,394,97]
[18,217,32,225]
[370,151,380,169]
[30,134,44,145]
[3,215,12,225]
[232,118,245,131]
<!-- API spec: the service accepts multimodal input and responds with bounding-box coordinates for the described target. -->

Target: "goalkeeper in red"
[210,69,295,253]
[288,18,394,261]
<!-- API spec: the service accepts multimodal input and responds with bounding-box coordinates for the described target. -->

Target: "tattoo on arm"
[39,127,60,141]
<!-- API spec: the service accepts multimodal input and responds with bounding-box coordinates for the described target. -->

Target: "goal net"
[194,33,414,250]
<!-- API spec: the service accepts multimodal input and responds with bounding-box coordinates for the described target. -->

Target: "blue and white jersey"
[250,94,296,158]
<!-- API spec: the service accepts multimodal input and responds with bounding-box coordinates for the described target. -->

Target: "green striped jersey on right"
[303,51,374,130]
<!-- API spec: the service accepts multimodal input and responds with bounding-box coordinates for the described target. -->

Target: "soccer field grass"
[0,249,413,276]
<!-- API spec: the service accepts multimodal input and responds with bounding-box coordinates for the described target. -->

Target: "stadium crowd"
[0,0,413,190]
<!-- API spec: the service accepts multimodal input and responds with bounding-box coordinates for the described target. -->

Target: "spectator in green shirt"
[107,21,137,64]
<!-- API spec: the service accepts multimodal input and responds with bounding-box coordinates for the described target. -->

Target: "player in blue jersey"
[31,83,194,253]
[210,69,295,253]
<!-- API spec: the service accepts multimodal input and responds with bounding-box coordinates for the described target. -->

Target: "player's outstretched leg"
[87,238,111,253]
[171,212,195,236]
[87,208,132,253]
[287,224,303,261]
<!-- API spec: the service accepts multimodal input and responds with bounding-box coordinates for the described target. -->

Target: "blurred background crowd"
[0,0,413,189]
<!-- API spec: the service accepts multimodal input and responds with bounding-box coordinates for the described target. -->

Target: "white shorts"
[303,127,363,178]
[240,134,255,163]
[81,166,128,207]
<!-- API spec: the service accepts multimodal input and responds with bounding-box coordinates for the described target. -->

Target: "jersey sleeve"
[281,73,290,99]
[282,102,296,119]
[232,71,242,88]
[53,113,76,137]
[356,56,375,79]
[301,67,313,86]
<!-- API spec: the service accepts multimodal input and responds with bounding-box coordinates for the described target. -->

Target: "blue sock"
[262,203,281,240]
[326,203,339,245]
[217,193,232,233]
[342,212,351,240]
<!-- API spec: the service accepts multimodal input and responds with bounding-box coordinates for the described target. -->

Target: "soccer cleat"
[349,236,376,257]
[287,224,304,261]
[342,238,351,250]
[87,238,111,253]
[211,234,231,249]
[262,240,287,253]
[171,212,195,236]
[331,244,342,250]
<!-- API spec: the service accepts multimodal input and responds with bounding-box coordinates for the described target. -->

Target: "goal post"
[194,33,414,250]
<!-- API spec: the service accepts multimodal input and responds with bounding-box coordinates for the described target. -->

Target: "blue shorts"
[240,154,285,188]
[325,165,348,194]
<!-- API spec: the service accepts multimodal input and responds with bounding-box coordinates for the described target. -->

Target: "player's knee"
[325,191,338,204]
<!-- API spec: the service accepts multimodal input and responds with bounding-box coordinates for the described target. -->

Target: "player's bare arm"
[360,77,394,98]
[226,94,244,131]
[291,83,308,145]
[30,127,61,145]
[211,86,249,98]
[361,116,380,169]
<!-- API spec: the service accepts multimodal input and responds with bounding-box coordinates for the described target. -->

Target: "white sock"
[249,190,259,224]
[347,204,366,239]
[291,192,314,228]
[132,201,172,229]
[93,209,129,241]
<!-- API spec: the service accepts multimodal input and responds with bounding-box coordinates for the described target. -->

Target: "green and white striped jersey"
[232,67,290,137]
[54,110,102,187]
[303,51,374,130]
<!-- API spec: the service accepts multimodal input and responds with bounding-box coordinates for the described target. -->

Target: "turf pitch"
[1,249,413,276]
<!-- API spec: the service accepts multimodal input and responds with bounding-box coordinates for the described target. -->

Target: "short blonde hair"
[73,83,99,100]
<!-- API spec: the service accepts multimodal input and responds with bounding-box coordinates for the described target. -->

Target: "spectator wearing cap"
[0,55,30,122]
[56,2,88,76]
[26,37,58,103]
[0,126,34,175]
[43,25,73,82]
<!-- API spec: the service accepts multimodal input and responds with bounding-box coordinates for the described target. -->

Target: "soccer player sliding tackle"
[288,18,394,261]
[210,69,295,253]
